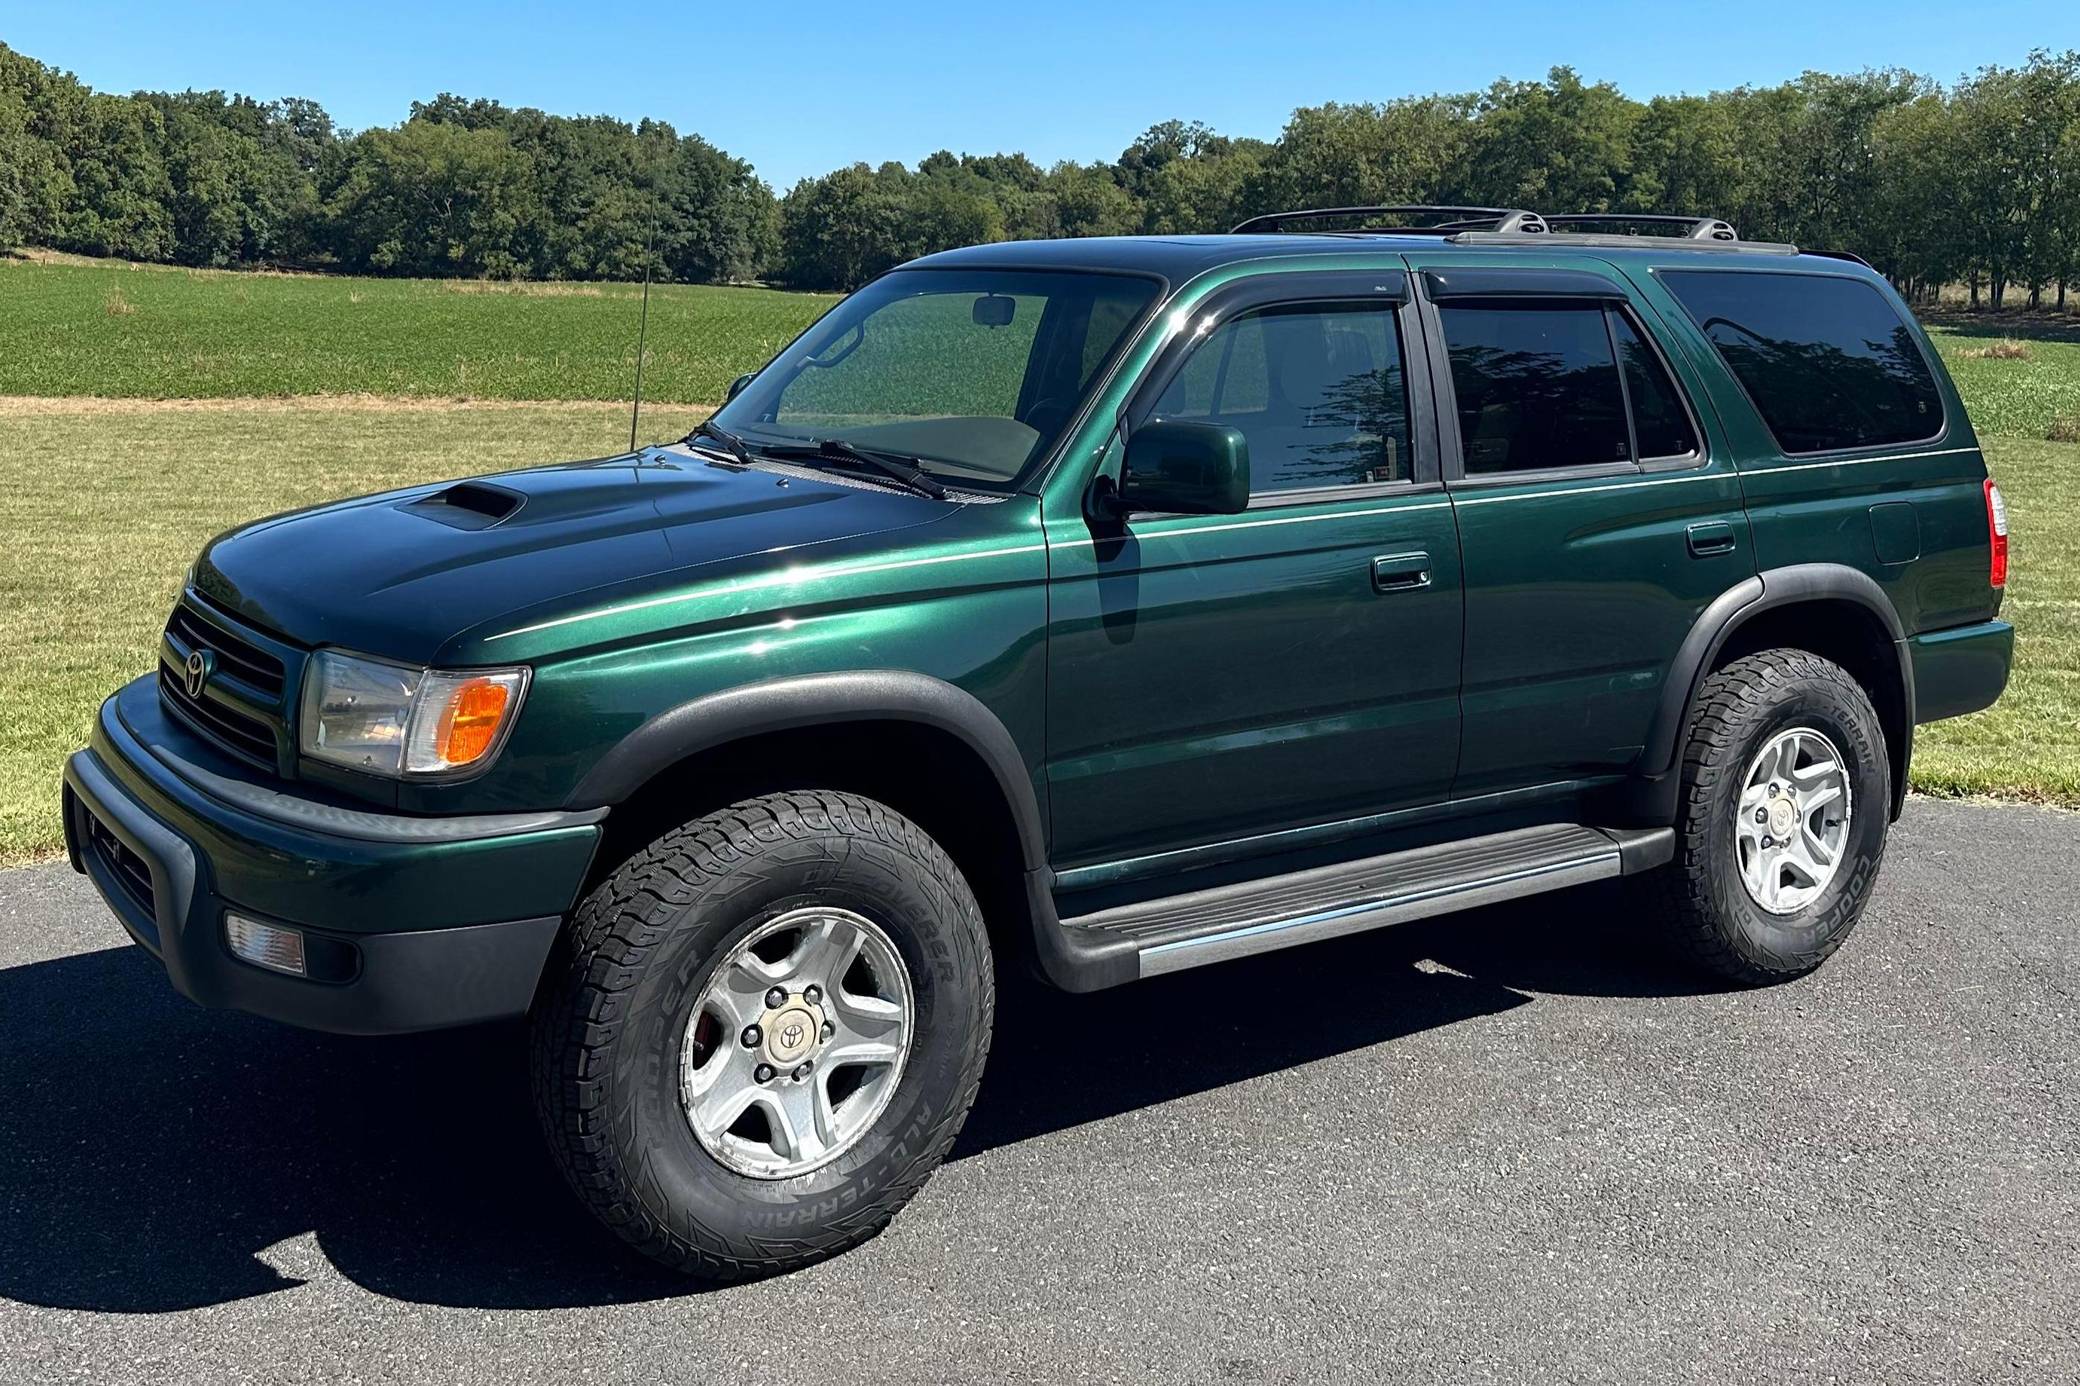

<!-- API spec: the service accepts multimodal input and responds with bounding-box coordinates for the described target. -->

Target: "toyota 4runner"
[64,206,2014,1279]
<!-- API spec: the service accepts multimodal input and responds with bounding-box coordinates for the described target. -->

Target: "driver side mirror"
[726,372,756,402]
[1112,421,1250,516]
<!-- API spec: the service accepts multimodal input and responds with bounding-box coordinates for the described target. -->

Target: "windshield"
[711,269,1160,491]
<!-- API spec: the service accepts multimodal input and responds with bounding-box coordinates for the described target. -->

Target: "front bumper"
[62,677,603,1035]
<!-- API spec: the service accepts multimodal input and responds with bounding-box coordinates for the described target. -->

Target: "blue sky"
[7,0,2072,188]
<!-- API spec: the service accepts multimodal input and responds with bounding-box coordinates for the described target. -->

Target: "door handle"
[1686,522,1738,558]
[1371,551,1432,592]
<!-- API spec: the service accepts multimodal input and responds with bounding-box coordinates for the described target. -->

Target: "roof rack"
[1542,213,1739,241]
[1227,205,1807,254]
[1448,230,1797,255]
[1231,205,1550,236]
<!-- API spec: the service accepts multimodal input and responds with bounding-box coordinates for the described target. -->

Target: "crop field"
[0,255,2073,863]
[0,254,837,403]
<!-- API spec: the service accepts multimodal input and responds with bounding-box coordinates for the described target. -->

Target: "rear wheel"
[530,790,993,1279]
[1649,649,1890,984]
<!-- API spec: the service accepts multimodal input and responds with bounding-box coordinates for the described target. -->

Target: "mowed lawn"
[0,399,706,864]
[0,254,835,403]
[0,254,2072,863]
[1912,437,2077,804]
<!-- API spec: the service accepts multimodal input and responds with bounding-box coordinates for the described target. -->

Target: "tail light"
[1984,478,2009,588]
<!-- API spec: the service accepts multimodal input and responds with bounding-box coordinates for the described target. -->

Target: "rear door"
[1406,255,1754,795]
[1043,269,1464,868]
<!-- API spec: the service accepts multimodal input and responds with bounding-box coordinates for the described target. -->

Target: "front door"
[1043,271,1464,870]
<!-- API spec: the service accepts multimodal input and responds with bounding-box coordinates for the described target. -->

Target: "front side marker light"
[226,912,307,977]
[403,668,528,774]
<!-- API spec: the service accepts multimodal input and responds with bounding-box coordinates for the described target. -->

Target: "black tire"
[1647,649,1891,985]
[530,790,994,1279]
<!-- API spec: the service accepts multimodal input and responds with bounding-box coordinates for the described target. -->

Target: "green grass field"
[1913,437,2078,803]
[0,254,836,403]
[0,399,709,864]
[0,256,2071,864]
[1927,318,2080,439]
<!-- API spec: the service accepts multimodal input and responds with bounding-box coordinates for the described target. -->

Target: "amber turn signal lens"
[434,678,512,766]
[400,666,528,774]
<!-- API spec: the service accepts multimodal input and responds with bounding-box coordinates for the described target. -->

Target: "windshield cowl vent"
[404,482,526,529]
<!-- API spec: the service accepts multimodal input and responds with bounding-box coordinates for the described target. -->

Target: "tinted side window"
[1440,303,1630,473]
[1611,310,1697,459]
[1661,270,1942,454]
[1149,302,1412,492]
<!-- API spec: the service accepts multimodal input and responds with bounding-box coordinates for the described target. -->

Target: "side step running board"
[1037,823,1672,990]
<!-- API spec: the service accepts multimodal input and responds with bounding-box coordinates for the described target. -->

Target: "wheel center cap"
[764,1001,821,1064]
[1768,797,1797,838]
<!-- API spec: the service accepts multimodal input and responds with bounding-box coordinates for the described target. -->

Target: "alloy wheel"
[1734,726,1853,915]
[679,907,914,1179]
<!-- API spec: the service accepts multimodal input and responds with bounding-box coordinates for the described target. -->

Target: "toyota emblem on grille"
[182,649,213,700]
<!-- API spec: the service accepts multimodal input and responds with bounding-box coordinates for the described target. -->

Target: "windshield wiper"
[684,418,755,467]
[762,438,950,500]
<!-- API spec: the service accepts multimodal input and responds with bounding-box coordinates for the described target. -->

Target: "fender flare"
[1640,563,1914,809]
[567,670,1049,871]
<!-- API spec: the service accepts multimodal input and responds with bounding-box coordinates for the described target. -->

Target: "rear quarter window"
[1660,270,1943,454]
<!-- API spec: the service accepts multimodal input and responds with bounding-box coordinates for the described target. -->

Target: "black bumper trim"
[64,740,576,1036]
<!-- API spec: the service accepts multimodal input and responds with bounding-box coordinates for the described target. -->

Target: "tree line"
[3,42,2076,306]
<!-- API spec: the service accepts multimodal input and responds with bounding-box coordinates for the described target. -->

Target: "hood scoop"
[403,481,526,529]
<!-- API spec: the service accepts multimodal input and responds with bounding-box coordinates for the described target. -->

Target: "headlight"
[299,650,529,778]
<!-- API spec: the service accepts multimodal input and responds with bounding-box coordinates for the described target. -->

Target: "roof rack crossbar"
[1542,213,1740,242]
[1231,205,1549,236]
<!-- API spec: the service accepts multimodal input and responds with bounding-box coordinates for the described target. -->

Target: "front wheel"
[1648,649,1891,984]
[530,791,994,1279]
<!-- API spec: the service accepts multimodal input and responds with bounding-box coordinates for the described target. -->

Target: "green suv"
[64,206,2013,1278]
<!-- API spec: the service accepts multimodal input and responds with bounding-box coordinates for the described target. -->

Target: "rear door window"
[1438,303,1631,473]
[1660,270,1942,454]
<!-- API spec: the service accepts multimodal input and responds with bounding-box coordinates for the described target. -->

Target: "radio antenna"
[627,221,657,453]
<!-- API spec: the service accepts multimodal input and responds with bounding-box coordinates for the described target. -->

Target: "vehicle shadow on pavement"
[0,880,1716,1313]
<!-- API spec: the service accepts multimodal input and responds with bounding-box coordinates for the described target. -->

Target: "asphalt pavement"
[1,798,2074,1384]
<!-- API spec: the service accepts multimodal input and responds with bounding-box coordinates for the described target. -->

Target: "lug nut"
[792,1062,813,1082]
[754,1063,776,1083]
[765,987,787,1009]
[1759,835,1774,849]
[820,1020,835,1041]
[740,1024,762,1049]
[1769,783,1780,796]
[1754,808,1768,823]
[803,984,822,1004]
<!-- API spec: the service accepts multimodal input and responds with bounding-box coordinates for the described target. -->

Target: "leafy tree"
[778,164,909,290]
[321,120,538,276]
[4,35,2080,310]
[1045,161,1138,238]
[1459,68,1641,212]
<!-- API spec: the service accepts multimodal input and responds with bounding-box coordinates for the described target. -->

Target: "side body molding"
[1632,563,1915,820]
[567,670,1049,871]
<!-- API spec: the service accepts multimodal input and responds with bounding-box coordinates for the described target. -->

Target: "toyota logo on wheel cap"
[182,649,213,700]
